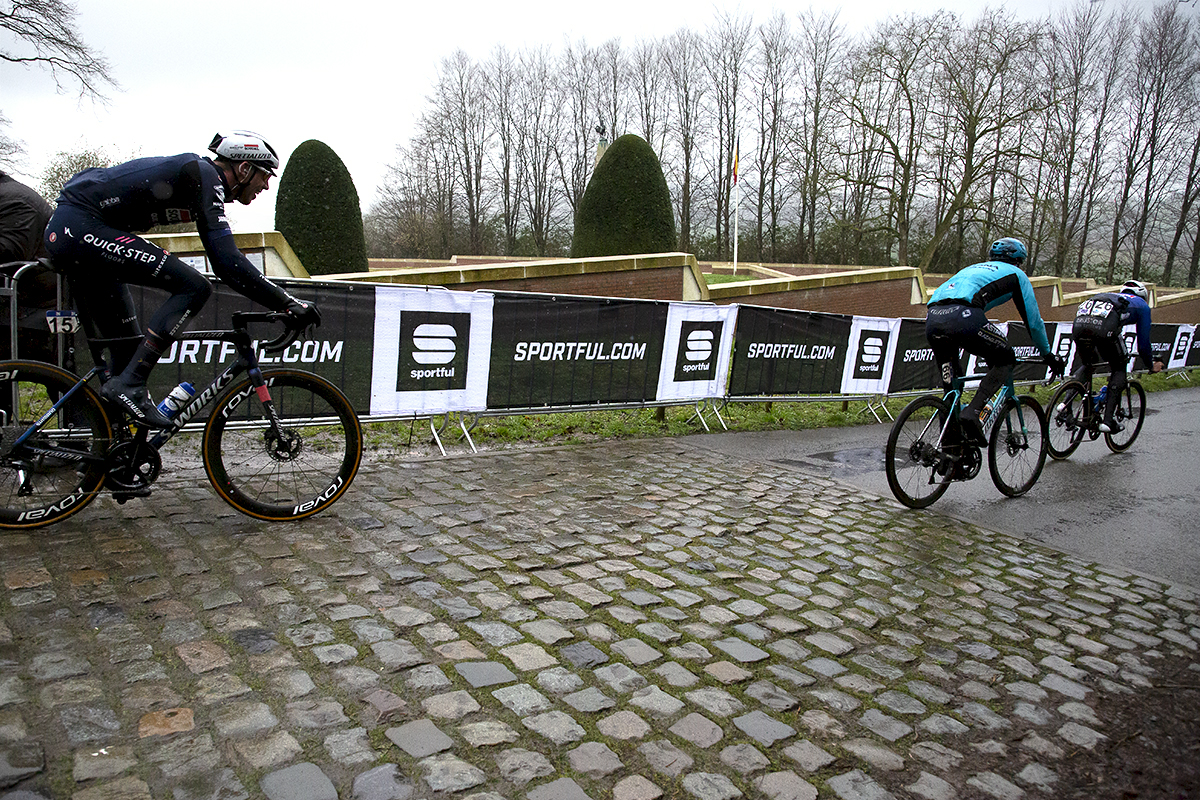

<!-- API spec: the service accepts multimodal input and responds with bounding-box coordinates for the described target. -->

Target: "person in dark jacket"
[0,168,61,363]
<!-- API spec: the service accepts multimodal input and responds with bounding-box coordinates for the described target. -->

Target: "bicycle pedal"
[111,486,152,503]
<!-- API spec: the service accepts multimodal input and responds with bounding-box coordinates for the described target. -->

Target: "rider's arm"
[188,159,299,312]
[1008,269,1053,356]
[1130,302,1157,368]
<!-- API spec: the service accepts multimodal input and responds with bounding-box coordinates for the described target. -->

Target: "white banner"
[655,304,738,402]
[840,316,901,395]
[1169,325,1195,370]
[370,287,493,415]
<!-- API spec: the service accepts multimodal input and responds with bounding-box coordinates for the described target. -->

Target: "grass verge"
[362,369,1194,455]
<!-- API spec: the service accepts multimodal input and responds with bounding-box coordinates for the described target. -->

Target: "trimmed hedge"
[570,134,676,258]
[274,139,368,275]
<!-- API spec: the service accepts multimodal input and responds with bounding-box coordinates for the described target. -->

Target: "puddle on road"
[776,446,885,476]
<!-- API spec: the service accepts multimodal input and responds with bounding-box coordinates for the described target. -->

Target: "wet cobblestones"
[0,438,1197,799]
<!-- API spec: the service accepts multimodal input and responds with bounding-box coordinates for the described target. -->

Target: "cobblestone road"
[1,438,1197,799]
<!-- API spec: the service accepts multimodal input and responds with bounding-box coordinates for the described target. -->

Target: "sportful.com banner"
[485,292,670,409]
[726,305,850,397]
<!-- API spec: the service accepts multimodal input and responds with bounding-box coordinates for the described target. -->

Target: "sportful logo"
[1173,330,1192,361]
[412,324,457,366]
[852,329,891,380]
[673,321,723,382]
[397,312,471,392]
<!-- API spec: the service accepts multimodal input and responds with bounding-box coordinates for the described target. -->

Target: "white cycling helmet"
[1120,280,1148,301]
[208,131,280,176]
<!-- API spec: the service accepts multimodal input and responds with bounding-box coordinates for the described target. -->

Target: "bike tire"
[202,369,362,521]
[885,395,953,509]
[1105,380,1146,453]
[988,394,1047,497]
[0,360,111,529]
[1044,381,1087,460]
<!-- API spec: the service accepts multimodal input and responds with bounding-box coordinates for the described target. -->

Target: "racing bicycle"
[0,260,362,529]
[1044,373,1146,460]
[885,358,1050,509]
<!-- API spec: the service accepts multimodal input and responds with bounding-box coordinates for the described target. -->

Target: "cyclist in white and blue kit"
[1067,280,1164,433]
[925,237,1065,445]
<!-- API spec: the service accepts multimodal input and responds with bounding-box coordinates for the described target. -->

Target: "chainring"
[104,440,162,492]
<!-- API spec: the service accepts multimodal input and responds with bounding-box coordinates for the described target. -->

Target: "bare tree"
[2,0,116,164]
[919,10,1046,270]
[841,13,948,266]
[1164,125,1200,285]
[486,46,523,256]
[792,8,845,263]
[747,13,799,262]
[663,29,710,254]
[558,39,604,217]
[705,11,754,260]
[431,50,492,255]
[1041,1,1133,277]
[516,46,567,256]
[629,39,669,154]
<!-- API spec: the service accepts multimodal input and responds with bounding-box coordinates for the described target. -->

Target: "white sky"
[3,0,1070,232]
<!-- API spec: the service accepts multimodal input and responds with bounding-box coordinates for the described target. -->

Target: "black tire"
[202,369,362,521]
[988,394,1047,497]
[0,360,110,528]
[1105,380,1146,453]
[885,395,952,509]
[1045,381,1087,460]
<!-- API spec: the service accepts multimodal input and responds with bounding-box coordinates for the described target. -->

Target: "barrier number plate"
[45,310,80,334]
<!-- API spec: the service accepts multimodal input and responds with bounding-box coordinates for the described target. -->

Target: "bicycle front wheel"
[1105,380,1146,452]
[1045,380,1087,460]
[202,369,362,521]
[885,395,952,509]
[0,360,110,529]
[988,395,1047,497]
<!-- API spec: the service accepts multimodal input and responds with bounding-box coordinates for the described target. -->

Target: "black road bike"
[885,358,1050,509]
[0,260,362,529]
[1045,374,1146,460]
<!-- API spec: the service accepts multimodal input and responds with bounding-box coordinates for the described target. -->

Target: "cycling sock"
[117,332,170,388]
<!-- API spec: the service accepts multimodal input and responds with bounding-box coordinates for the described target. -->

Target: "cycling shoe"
[101,379,173,429]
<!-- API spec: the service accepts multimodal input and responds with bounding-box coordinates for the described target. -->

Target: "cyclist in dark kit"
[1066,279,1164,433]
[925,237,1065,445]
[42,131,321,428]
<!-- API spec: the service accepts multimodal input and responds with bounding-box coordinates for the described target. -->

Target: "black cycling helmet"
[988,237,1027,266]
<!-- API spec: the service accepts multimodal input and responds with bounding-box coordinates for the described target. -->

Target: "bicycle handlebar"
[231,311,302,354]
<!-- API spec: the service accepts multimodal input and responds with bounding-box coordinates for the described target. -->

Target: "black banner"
[79,278,376,419]
[888,318,940,393]
[1141,323,1178,370]
[727,305,849,396]
[486,292,668,408]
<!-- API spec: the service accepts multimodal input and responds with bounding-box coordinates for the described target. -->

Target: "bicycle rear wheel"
[885,395,952,509]
[0,360,110,528]
[1044,380,1087,460]
[1105,380,1146,452]
[988,395,1047,497]
[202,369,362,521]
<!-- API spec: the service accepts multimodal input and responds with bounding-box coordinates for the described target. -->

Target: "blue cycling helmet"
[989,237,1027,265]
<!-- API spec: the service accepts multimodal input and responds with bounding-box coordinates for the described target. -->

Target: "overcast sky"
[3,0,1076,232]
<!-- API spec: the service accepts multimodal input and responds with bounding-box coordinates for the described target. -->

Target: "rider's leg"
[1097,337,1129,433]
[959,322,1015,444]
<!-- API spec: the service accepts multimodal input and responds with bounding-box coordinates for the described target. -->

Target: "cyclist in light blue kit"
[42,131,321,429]
[925,237,1065,445]
[1067,280,1164,433]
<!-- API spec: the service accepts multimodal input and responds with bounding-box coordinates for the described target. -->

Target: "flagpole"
[732,134,739,275]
